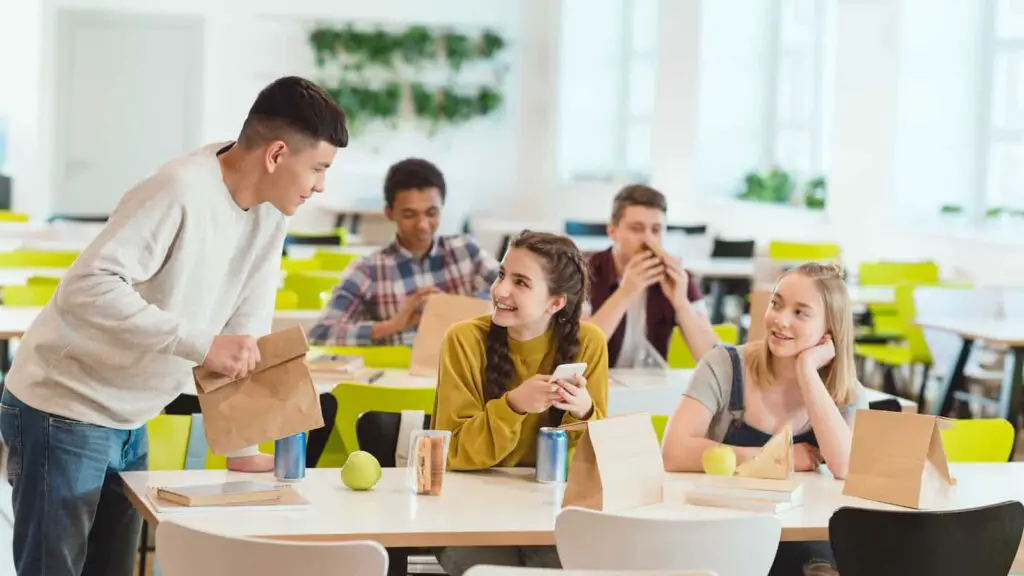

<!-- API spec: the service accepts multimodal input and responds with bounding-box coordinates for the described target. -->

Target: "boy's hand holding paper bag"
[193,326,323,455]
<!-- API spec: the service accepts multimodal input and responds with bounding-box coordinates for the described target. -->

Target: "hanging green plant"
[442,32,475,72]
[309,27,343,67]
[479,29,506,59]
[399,26,437,67]
[327,82,402,131]
[476,86,503,116]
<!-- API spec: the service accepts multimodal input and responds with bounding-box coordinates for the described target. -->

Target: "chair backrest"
[314,250,359,272]
[867,398,902,412]
[667,224,708,236]
[939,418,1016,462]
[275,288,299,310]
[313,346,412,369]
[146,415,193,471]
[466,568,718,576]
[156,520,388,576]
[2,284,57,306]
[0,249,79,268]
[332,382,436,456]
[565,221,607,237]
[555,507,780,576]
[283,272,342,309]
[666,324,739,369]
[857,261,940,286]
[829,501,1024,576]
[766,240,840,261]
[280,256,322,274]
[709,238,755,259]
[356,411,432,467]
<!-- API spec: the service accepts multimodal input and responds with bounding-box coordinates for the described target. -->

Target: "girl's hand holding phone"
[553,374,593,419]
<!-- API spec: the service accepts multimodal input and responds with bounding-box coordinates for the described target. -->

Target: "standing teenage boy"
[0,76,348,576]
[308,157,500,346]
[587,184,720,367]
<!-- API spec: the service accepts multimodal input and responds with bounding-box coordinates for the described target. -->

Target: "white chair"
[155,520,388,576]
[554,507,780,576]
[466,567,717,576]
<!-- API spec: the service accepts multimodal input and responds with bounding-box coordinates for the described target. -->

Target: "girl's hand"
[507,374,563,414]
[553,374,594,419]
[794,442,824,471]
[798,335,836,373]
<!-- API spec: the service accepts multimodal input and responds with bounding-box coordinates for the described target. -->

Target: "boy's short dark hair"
[611,184,668,224]
[238,76,348,150]
[383,158,447,208]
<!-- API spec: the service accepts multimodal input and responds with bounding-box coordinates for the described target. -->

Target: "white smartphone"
[550,362,588,383]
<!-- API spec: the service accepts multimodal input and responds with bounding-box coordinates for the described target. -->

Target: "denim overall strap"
[724,344,745,425]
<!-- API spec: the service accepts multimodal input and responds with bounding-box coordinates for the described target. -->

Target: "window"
[556,0,659,183]
[985,0,1024,220]
[765,0,832,183]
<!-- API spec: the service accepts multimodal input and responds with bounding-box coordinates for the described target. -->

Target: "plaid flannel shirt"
[307,235,500,346]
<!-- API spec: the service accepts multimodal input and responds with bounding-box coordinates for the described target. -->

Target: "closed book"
[155,481,282,507]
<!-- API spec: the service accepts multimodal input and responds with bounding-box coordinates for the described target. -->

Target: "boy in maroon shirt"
[586,185,719,367]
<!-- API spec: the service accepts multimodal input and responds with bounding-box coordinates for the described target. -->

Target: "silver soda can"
[274,432,306,482]
[536,427,569,483]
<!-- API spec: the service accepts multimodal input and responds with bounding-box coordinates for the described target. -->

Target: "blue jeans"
[0,389,149,576]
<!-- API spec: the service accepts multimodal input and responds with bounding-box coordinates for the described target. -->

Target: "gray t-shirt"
[683,344,870,442]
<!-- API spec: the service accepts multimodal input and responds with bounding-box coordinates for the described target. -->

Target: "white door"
[54,10,203,217]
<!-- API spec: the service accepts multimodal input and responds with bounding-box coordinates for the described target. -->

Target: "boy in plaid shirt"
[308,158,499,346]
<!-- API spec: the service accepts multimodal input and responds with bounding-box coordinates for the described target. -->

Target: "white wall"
[5,0,537,233]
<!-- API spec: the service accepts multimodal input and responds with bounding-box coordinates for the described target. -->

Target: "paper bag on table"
[560,412,664,512]
[409,293,492,375]
[842,409,956,509]
[193,326,324,455]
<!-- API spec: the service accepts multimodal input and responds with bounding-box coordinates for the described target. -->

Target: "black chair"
[829,501,1024,576]
[667,223,708,235]
[867,398,902,412]
[564,221,607,237]
[356,411,433,576]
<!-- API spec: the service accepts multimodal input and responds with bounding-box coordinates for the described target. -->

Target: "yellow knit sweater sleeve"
[561,321,610,433]
[433,318,528,471]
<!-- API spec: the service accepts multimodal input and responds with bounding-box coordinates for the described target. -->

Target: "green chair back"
[331,382,436,461]
[0,249,79,268]
[313,345,412,369]
[0,211,31,223]
[3,284,57,306]
[275,288,299,310]
[147,415,193,471]
[280,257,321,274]
[313,250,358,272]
[26,275,61,285]
[666,323,740,369]
[940,419,1016,462]
[858,261,940,286]
[282,272,341,309]
[767,241,841,261]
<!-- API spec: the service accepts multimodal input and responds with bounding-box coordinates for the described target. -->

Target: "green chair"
[857,261,940,338]
[666,323,740,369]
[147,414,193,471]
[0,211,31,223]
[854,284,936,405]
[2,284,57,306]
[26,275,61,285]
[282,272,341,309]
[280,256,321,274]
[313,250,358,272]
[940,419,1016,462]
[329,382,436,463]
[651,415,669,445]
[0,249,79,268]
[313,345,412,369]
[275,288,299,310]
[766,241,841,261]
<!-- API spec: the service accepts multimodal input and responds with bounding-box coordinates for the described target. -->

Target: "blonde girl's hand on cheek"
[793,442,823,471]
[507,374,563,414]
[553,374,594,419]
[798,334,836,373]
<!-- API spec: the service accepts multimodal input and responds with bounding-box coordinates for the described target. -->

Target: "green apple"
[341,451,382,490]
[702,445,737,476]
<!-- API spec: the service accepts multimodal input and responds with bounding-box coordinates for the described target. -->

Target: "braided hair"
[483,230,589,425]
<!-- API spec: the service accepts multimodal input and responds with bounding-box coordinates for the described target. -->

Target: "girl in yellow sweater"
[433,230,610,575]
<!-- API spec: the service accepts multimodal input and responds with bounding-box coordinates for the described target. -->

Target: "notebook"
[147,483,310,514]
[155,481,282,507]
